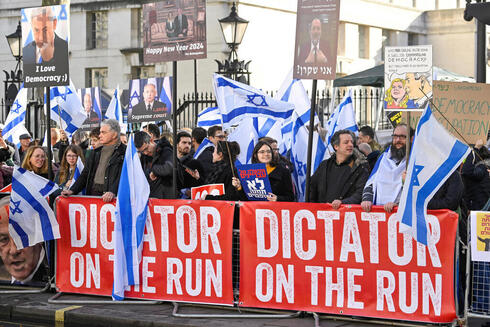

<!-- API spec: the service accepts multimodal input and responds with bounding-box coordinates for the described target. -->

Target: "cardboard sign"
[143,0,207,63]
[239,202,458,323]
[471,211,490,262]
[402,81,490,144]
[127,77,172,123]
[22,5,70,87]
[293,0,340,80]
[56,196,235,305]
[236,163,272,201]
[191,184,224,200]
[384,46,432,111]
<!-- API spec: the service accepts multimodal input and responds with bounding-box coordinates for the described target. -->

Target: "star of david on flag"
[2,85,30,148]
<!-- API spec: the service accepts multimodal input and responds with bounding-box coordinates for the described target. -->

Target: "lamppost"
[4,21,23,117]
[464,0,488,83]
[215,2,251,84]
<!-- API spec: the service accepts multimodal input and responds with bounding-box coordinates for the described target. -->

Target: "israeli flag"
[49,80,86,138]
[2,85,30,148]
[196,107,222,128]
[105,86,127,134]
[227,117,259,165]
[70,157,84,190]
[213,74,294,128]
[112,134,150,300]
[397,105,470,245]
[325,90,358,154]
[9,167,60,249]
[193,138,213,159]
[159,77,173,114]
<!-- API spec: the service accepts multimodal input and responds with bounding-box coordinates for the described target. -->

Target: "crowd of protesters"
[0,120,488,217]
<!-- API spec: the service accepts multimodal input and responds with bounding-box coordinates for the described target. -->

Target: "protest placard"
[191,184,224,200]
[127,77,172,123]
[77,87,102,131]
[384,46,432,111]
[471,211,490,262]
[236,163,272,201]
[240,202,458,323]
[55,197,235,304]
[143,0,207,63]
[402,81,490,144]
[293,0,340,80]
[22,5,70,87]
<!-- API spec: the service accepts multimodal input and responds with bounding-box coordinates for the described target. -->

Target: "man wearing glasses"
[361,124,410,213]
[198,126,225,176]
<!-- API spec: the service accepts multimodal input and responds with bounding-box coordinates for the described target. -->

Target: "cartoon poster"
[236,163,272,201]
[143,0,207,63]
[21,4,70,87]
[127,77,172,123]
[384,45,432,111]
[471,211,490,262]
[293,0,340,80]
[77,87,102,131]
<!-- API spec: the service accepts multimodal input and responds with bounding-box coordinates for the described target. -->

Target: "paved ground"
[0,289,453,327]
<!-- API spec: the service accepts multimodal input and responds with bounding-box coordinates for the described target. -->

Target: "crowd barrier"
[40,196,458,325]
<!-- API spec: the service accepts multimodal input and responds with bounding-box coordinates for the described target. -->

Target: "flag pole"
[304,79,317,202]
[45,86,53,180]
[172,61,178,199]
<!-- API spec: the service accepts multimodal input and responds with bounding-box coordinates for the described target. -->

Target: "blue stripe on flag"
[11,176,55,243]
[39,181,57,197]
[280,80,298,102]
[8,217,30,248]
[221,106,293,124]
[198,119,222,127]
[198,106,218,117]
[257,118,276,138]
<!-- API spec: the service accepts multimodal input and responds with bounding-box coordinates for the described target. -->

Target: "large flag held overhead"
[112,134,150,300]
[324,90,358,154]
[9,167,60,249]
[196,106,222,128]
[227,117,259,165]
[213,74,294,128]
[2,85,30,148]
[105,86,127,134]
[49,80,87,138]
[397,105,470,245]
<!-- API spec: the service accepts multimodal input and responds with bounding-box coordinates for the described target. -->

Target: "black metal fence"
[172,87,392,131]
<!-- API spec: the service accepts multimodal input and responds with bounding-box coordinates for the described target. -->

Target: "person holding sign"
[241,140,294,202]
[205,141,243,201]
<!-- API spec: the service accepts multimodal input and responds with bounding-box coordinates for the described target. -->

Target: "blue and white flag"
[193,138,213,159]
[49,80,87,138]
[70,157,84,190]
[2,85,30,148]
[112,134,150,300]
[325,90,358,154]
[227,117,259,165]
[397,105,470,245]
[105,86,127,134]
[196,106,222,128]
[9,167,60,249]
[213,74,294,128]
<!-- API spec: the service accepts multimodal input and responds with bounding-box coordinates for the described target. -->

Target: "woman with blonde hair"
[384,78,409,109]
[21,146,49,179]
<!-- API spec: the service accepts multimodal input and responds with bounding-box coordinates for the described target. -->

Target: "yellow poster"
[471,211,490,261]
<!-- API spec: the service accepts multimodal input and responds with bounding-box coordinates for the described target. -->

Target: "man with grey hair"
[62,119,126,202]
[310,129,370,208]
[22,6,68,66]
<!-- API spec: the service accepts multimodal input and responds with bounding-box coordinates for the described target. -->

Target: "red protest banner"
[191,184,224,200]
[239,202,457,323]
[56,196,235,305]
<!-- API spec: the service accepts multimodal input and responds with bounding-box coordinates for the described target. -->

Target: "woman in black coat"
[247,140,295,202]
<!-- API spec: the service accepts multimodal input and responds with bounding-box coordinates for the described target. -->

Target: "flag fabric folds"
[397,105,470,245]
[49,80,87,138]
[9,167,60,249]
[3,85,30,148]
[105,86,127,134]
[324,90,358,153]
[213,74,294,128]
[193,137,213,159]
[70,157,84,191]
[196,106,222,128]
[227,117,259,165]
[112,134,150,300]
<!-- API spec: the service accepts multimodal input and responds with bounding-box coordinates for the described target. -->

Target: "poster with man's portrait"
[77,87,102,131]
[0,194,50,287]
[21,4,70,87]
[127,77,172,123]
[143,0,207,63]
[293,0,340,80]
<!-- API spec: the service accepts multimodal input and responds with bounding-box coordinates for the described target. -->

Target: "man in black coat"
[62,119,126,202]
[176,131,205,197]
[174,7,188,37]
[23,7,69,81]
[134,131,174,199]
[310,130,370,208]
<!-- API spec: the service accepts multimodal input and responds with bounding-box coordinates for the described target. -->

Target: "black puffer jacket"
[428,170,464,211]
[71,142,126,195]
[268,164,295,202]
[461,150,490,210]
[310,151,370,203]
[205,160,244,201]
[142,137,174,199]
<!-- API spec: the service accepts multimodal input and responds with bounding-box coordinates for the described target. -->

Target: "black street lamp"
[215,2,251,84]
[464,0,489,83]
[4,21,23,115]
